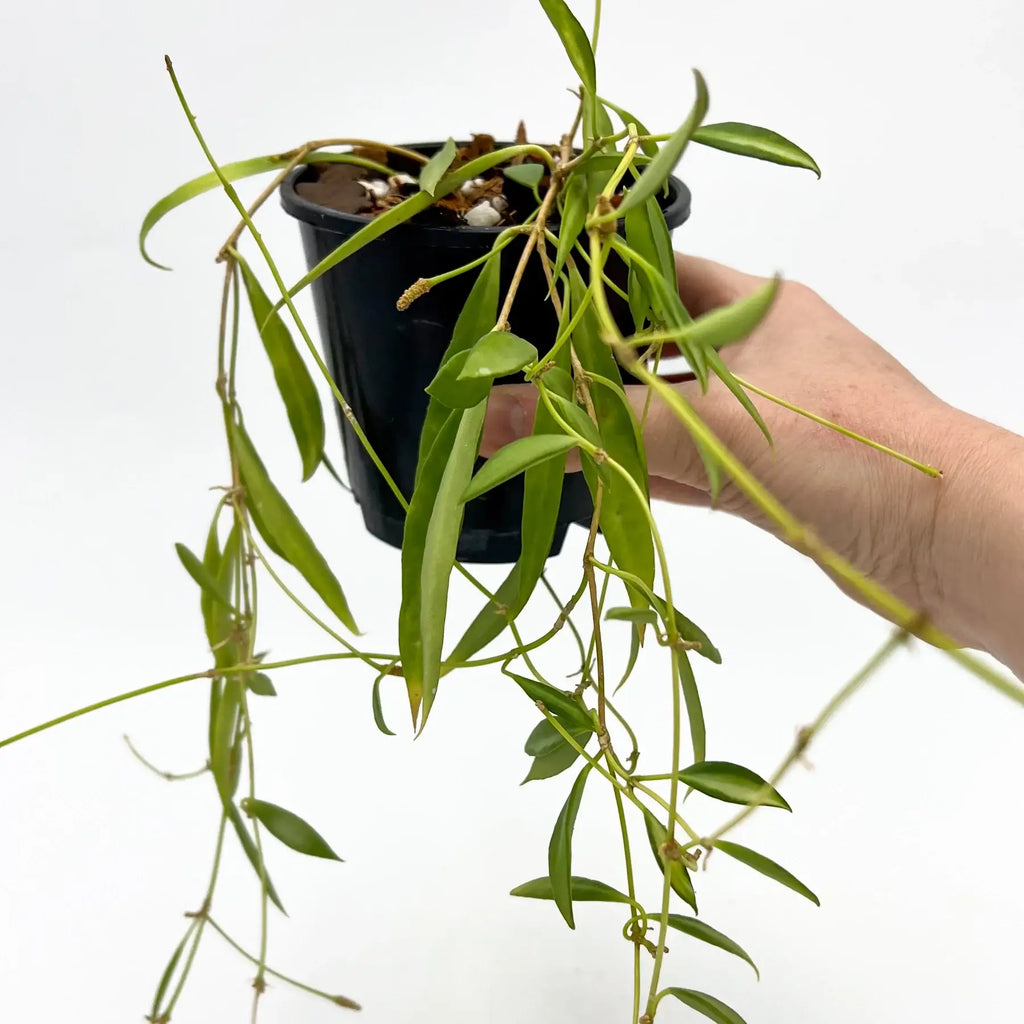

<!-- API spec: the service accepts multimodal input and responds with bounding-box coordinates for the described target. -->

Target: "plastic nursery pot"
[279,142,691,563]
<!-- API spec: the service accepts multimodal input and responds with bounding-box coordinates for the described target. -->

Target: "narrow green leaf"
[458,331,538,379]
[625,202,657,331]
[371,672,397,736]
[546,391,602,447]
[504,163,545,189]
[693,122,821,177]
[523,733,590,783]
[241,797,342,861]
[226,803,286,913]
[676,649,706,764]
[606,606,659,626]
[553,173,588,284]
[665,915,760,979]
[246,671,277,697]
[425,349,493,410]
[211,677,242,803]
[714,840,820,906]
[614,619,642,694]
[231,420,358,634]
[663,989,749,1024]
[419,137,458,196]
[511,875,632,904]
[617,70,709,217]
[549,765,593,928]
[600,96,659,157]
[463,435,576,503]
[705,346,772,444]
[525,719,590,758]
[237,255,325,481]
[417,255,501,481]
[644,811,697,912]
[685,276,780,353]
[150,927,193,1020]
[678,762,790,811]
[509,673,593,733]
[175,542,232,612]
[650,593,722,664]
[418,401,488,729]
[538,0,596,93]
[401,410,461,722]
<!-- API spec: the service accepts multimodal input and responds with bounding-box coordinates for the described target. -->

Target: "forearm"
[932,409,1024,678]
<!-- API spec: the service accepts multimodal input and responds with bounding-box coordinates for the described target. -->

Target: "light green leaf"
[546,391,602,447]
[684,275,781,352]
[549,765,592,928]
[417,401,488,729]
[210,677,242,803]
[150,927,192,1021]
[644,810,697,912]
[241,797,342,861]
[463,435,576,503]
[606,606,659,626]
[617,70,709,217]
[425,348,493,410]
[371,671,397,736]
[662,989,749,1024]
[419,137,458,196]
[538,0,596,93]
[139,151,392,269]
[510,875,632,904]
[677,649,706,764]
[226,802,286,913]
[458,331,538,379]
[231,420,358,633]
[714,840,820,905]
[678,762,790,811]
[553,173,588,284]
[175,542,232,612]
[237,254,324,481]
[600,96,659,157]
[246,672,277,697]
[509,673,594,733]
[504,163,545,190]
[693,122,821,177]
[665,915,760,979]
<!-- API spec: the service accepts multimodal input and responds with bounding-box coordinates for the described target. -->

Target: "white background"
[2,1,1023,1022]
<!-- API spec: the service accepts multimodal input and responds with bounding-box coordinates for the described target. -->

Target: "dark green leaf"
[231,420,358,634]
[504,163,545,190]
[714,839,820,906]
[546,391,602,447]
[606,606,659,626]
[211,677,242,803]
[666,915,760,979]
[677,649,706,764]
[523,733,590,783]
[458,331,538,379]
[614,618,641,694]
[371,671,397,736]
[617,70,709,216]
[549,764,592,928]
[246,671,276,697]
[511,875,632,904]
[553,172,588,284]
[678,762,790,811]
[509,673,593,733]
[463,435,576,503]
[538,0,596,93]
[693,121,821,177]
[650,593,721,664]
[417,401,488,729]
[541,365,575,400]
[419,137,458,196]
[625,202,658,331]
[426,348,493,409]
[662,989,749,1024]
[237,255,324,481]
[150,927,192,1020]
[241,797,342,861]
[644,810,697,912]
[226,802,286,913]
[417,255,501,480]
[525,719,590,757]
[175,542,232,612]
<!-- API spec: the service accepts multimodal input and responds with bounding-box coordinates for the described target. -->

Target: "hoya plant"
[4,1,1021,1022]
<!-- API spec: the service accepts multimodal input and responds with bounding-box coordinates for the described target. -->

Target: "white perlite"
[464,201,502,227]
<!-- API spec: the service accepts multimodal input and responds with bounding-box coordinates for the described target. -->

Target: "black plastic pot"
[280,143,691,563]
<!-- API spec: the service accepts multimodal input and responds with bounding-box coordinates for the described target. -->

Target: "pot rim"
[279,139,692,240]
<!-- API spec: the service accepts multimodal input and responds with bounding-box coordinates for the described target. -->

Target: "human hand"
[483,253,1024,666]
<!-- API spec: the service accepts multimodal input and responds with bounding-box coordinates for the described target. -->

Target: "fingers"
[674,252,766,317]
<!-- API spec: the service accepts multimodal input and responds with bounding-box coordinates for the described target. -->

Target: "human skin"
[482,253,1024,680]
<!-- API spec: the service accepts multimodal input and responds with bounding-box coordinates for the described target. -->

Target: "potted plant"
[4,1,1021,1022]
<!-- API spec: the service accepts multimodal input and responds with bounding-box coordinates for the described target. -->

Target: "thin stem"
[540,573,589,675]
[124,735,209,781]
[591,0,603,52]
[205,917,360,1010]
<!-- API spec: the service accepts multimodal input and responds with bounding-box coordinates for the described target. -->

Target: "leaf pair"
[512,674,594,783]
